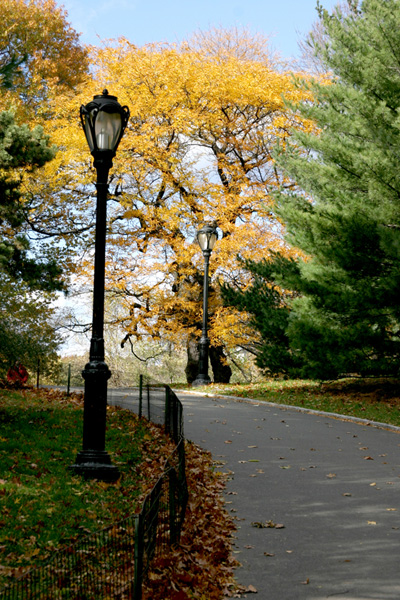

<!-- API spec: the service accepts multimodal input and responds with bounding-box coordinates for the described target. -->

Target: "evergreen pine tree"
[0,109,62,290]
[221,254,302,376]
[225,0,400,378]
[278,0,400,378]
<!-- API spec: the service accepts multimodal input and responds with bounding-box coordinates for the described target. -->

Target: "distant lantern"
[192,222,219,387]
[197,223,218,253]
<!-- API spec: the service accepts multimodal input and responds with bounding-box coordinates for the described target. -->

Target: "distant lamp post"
[70,90,130,482]
[192,223,218,387]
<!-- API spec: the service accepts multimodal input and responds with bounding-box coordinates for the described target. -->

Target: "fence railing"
[108,375,184,444]
[0,377,188,600]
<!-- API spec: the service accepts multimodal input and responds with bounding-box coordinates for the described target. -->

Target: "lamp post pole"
[70,90,129,482]
[192,224,218,387]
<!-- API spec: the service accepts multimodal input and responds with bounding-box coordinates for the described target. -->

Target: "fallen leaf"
[326,473,337,478]
[301,578,310,585]
[342,493,352,497]
[224,440,233,444]
[245,584,258,593]
[387,508,397,511]
[252,521,267,528]
[251,520,285,529]
[264,552,275,557]
[367,521,377,525]
[364,456,374,460]
[248,445,258,449]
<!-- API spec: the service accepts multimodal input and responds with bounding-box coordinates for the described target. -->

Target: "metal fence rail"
[1,377,188,600]
[108,375,184,443]
[0,515,138,600]
[134,438,188,598]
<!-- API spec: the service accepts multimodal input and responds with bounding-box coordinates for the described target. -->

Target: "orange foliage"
[45,29,313,356]
[0,0,89,118]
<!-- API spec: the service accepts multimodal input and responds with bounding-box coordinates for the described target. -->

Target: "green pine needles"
[223,0,400,379]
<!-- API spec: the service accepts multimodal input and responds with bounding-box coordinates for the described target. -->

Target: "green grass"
[0,387,173,588]
[177,378,400,427]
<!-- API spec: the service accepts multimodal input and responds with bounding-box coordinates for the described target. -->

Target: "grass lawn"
[177,377,400,427]
[0,386,175,589]
[0,386,237,600]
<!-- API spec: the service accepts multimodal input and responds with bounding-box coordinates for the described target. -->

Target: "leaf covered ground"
[0,386,238,597]
[142,442,239,600]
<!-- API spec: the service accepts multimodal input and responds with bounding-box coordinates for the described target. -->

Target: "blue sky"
[62,0,339,61]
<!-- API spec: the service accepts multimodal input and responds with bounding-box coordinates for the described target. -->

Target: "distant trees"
[223,0,400,379]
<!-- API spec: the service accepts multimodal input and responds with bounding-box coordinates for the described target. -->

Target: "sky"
[61,0,339,62]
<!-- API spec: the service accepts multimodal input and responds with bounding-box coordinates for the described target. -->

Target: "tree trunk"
[185,336,199,384]
[185,337,232,384]
[209,344,232,383]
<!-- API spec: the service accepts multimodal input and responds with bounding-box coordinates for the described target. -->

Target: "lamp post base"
[70,450,120,482]
[192,375,212,387]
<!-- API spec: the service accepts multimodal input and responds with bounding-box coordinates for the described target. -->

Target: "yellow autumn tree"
[0,0,91,281]
[47,30,312,381]
[0,0,89,116]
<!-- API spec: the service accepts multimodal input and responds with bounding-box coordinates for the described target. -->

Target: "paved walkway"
[175,391,400,600]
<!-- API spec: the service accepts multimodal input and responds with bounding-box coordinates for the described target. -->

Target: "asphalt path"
[69,385,400,599]
[172,391,400,600]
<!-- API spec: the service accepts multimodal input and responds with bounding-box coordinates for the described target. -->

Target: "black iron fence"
[108,375,184,443]
[0,377,188,600]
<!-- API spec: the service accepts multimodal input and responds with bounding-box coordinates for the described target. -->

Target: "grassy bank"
[179,378,400,427]
[0,387,175,588]
[0,387,238,599]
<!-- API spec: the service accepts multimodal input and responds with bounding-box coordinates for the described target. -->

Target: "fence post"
[139,374,143,418]
[36,358,40,389]
[172,395,179,443]
[133,514,144,600]
[67,364,71,397]
[169,468,178,546]
[165,385,171,436]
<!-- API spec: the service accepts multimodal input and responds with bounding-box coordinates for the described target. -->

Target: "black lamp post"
[70,90,130,482]
[192,223,218,387]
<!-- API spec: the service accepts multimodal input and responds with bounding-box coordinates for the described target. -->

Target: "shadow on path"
[176,391,400,600]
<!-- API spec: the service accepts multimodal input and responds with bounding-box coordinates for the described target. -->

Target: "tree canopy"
[0,0,89,372]
[224,0,400,379]
[0,0,90,289]
[53,31,310,381]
